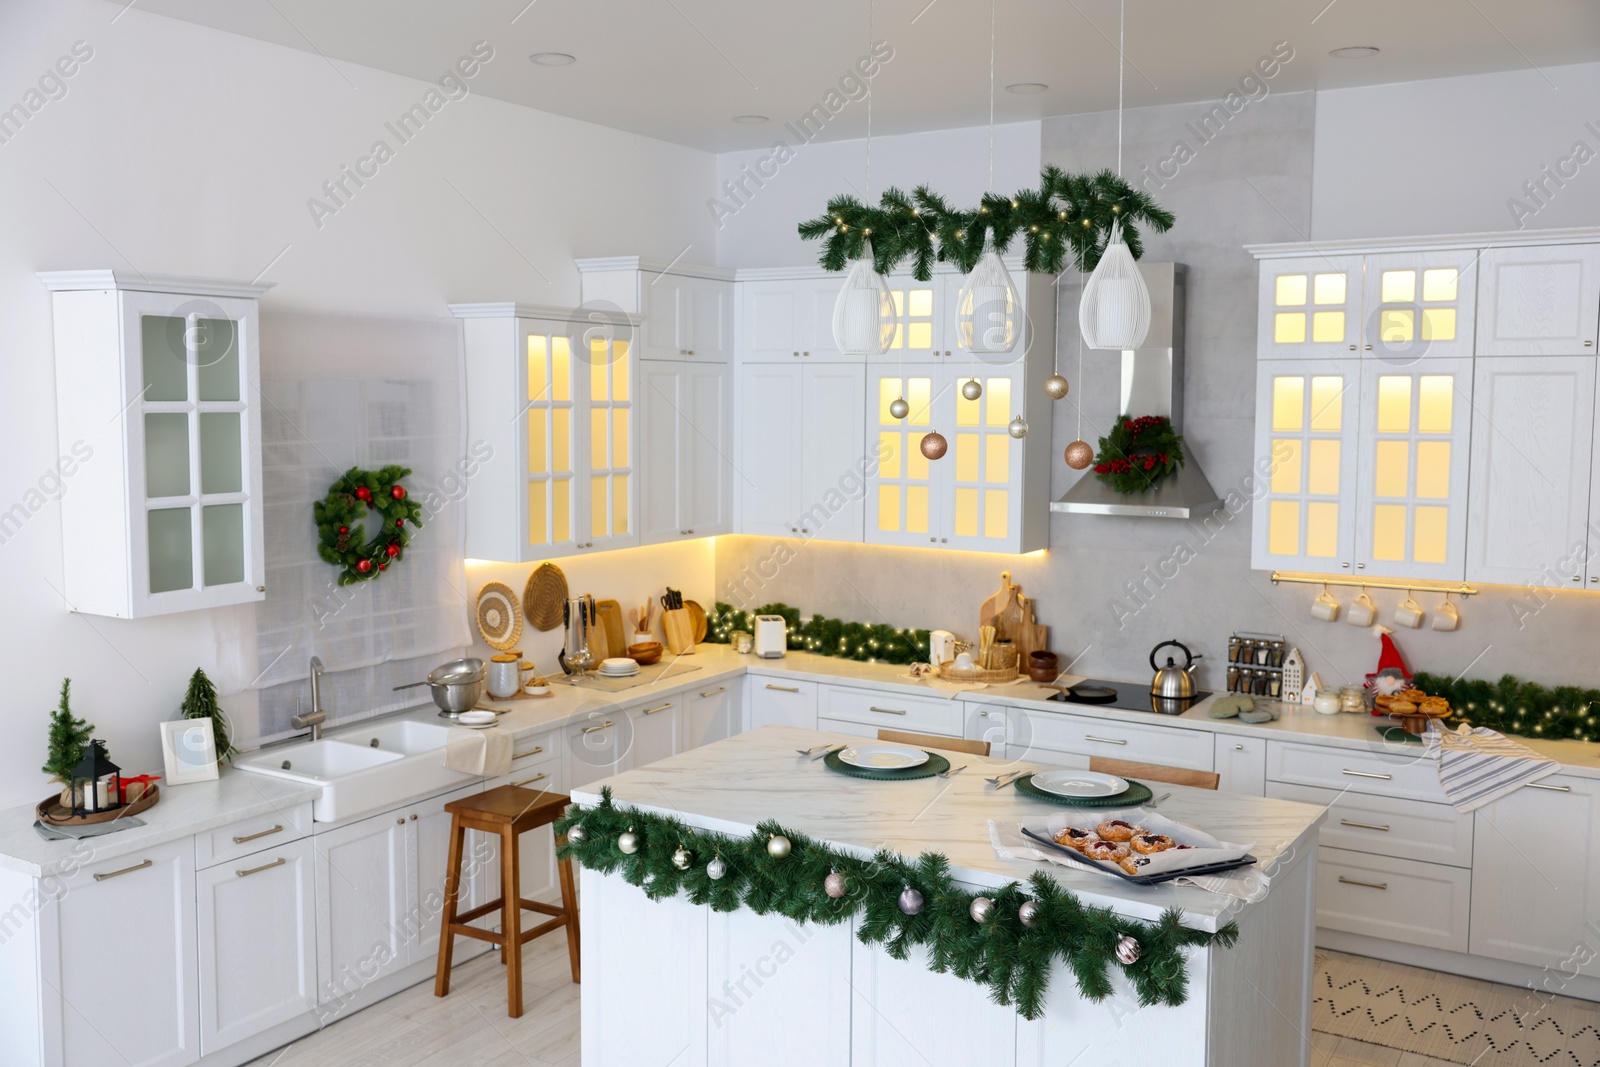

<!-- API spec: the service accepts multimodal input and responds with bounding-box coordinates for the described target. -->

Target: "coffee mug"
[1311,589,1341,622]
[1432,596,1460,632]
[487,652,535,698]
[1393,595,1424,629]
[1346,591,1377,627]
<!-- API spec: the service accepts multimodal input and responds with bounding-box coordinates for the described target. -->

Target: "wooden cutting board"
[979,571,1016,637]
[595,599,626,662]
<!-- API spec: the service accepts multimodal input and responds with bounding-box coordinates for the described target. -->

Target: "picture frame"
[160,718,220,784]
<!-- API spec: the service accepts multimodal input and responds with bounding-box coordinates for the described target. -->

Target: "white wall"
[1311,61,1600,239]
[713,121,1042,269]
[0,0,715,809]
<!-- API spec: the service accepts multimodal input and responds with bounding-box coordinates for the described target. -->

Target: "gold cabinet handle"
[642,703,673,715]
[1342,769,1392,780]
[1339,819,1390,833]
[1526,782,1572,792]
[699,687,727,698]
[237,857,287,878]
[765,684,799,693]
[233,824,284,845]
[1235,744,1245,751]
[582,720,614,734]
[511,772,548,788]
[513,745,545,759]
[93,859,153,882]
[868,706,908,716]
[1084,735,1128,745]
[1338,875,1388,891]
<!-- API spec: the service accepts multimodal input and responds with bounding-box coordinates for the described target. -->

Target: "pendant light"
[833,0,895,359]
[1078,0,1152,351]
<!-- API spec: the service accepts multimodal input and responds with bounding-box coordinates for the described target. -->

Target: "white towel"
[1422,722,1559,812]
[443,727,512,778]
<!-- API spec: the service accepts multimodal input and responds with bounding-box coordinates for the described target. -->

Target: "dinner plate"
[456,710,498,728]
[600,657,636,670]
[837,743,929,770]
[1027,770,1129,798]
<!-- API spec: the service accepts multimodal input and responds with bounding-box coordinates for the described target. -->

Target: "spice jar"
[1339,685,1367,714]
[1313,688,1342,715]
[731,630,753,654]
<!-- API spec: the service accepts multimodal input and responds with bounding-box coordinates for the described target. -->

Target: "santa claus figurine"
[1364,626,1412,713]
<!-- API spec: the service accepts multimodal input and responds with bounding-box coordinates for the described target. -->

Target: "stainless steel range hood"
[1051,262,1223,519]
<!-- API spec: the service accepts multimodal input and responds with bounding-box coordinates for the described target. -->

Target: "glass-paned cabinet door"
[125,291,263,612]
[579,334,637,551]
[1250,360,1361,572]
[1355,358,1473,580]
[872,274,943,362]
[943,272,1023,361]
[866,371,939,546]
[521,326,578,554]
[1362,251,1477,360]
[1255,255,1363,359]
[943,366,1024,552]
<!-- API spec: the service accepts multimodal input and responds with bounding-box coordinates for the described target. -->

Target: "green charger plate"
[824,748,951,781]
[1014,774,1153,807]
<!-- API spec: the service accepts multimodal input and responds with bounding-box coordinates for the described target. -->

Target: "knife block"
[662,608,695,655]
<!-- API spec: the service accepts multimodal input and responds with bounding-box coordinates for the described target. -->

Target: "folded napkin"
[1422,721,1559,812]
[34,816,147,841]
[989,807,1270,904]
[443,726,512,778]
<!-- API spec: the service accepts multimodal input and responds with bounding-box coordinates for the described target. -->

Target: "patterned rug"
[1314,950,1600,1066]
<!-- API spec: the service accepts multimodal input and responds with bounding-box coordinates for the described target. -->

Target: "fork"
[986,770,1026,789]
[1145,792,1173,809]
[796,744,830,757]
[810,744,847,761]
[938,764,967,779]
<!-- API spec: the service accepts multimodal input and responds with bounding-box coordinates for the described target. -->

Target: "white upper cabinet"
[577,258,734,362]
[876,272,946,361]
[737,363,806,535]
[1476,243,1600,356]
[736,362,867,541]
[736,276,845,362]
[1255,255,1364,359]
[1361,250,1478,360]
[41,272,270,618]
[639,361,734,543]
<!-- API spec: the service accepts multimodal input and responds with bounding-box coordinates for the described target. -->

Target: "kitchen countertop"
[572,723,1325,931]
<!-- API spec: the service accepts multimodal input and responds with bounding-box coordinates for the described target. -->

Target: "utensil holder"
[662,608,695,654]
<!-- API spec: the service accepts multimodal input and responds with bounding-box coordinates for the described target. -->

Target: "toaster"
[753,615,788,658]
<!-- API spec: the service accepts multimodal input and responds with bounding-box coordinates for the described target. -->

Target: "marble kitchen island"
[572,724,1326,1067]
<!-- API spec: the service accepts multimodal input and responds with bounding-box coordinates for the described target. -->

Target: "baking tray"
[1021,827,1257,886]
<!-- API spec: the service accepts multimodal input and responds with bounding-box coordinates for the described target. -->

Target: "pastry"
[1373,693,1395,710]
[1083,839,1130,862]
[1421,696,1450,716]
[1119,853,1155,876]
[1095,819,1141,843]
[1388,699,1417,715]
[1401,688,1427,703]
[1052,827,1097,851]
[1130,833,1176,855]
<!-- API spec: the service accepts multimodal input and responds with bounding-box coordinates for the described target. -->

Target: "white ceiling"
[132,0,1600,151]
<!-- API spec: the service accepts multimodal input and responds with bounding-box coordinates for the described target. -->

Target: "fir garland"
[556,788,1235,1019]
[312,465,425,585]
[706,602,930,665]
[1411,672,1600,743]
[1092,415,1186,495]
[797,166,1174,280]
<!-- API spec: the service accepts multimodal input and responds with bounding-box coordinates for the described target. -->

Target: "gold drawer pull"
[237,857,287,879]
[868,706,908,716]
[511,772,548,788]
[582,720,614,734]
[1339,819,1390,833]
[642,703,673,715]
[93,859,153,882]
[513,745,545,759]
[699,687,727,698]
[765,684,800,693]
[1338,875,1388,891]
[1342,769,1392,780]
[233,824,284,845]
[1084,734,1128,745]
[1235,744,1246,751]
[1526,782,1572,792]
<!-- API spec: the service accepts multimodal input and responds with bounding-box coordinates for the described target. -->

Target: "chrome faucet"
[292,656,326,741]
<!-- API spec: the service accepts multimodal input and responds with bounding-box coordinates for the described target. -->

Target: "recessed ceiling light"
[1329,46,1380,59]
[732,115,769,124]
[529,52,577,66]
[1005,82,1049,94]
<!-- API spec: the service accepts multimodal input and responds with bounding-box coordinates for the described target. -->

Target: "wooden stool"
[434,785,580,1017]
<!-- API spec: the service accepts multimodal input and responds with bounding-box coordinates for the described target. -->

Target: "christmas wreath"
[313,465,424,585]
[1092,415,1186,495]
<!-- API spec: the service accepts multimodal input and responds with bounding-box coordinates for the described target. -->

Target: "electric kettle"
[1149,639,1201,699]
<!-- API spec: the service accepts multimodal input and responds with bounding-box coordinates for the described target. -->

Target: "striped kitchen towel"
[1422,721,1559,811]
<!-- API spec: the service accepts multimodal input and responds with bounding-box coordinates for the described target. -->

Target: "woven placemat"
[1376,724,1425,744]
[824,748,951,781]
[1014,775,1153,807]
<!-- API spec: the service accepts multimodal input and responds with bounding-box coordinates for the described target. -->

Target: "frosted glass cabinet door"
[576,335,637,553]
[942,365,1024,553]
[1250,360,1361,572]
[866,370,941,546]
[871,274,944,362]
[519,326,579,556]
[1362,250,1478,360]
[1255,255,1364,359]
[1475,243,1600,356]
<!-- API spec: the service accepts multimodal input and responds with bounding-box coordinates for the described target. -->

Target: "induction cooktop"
[1045,678,1212,715]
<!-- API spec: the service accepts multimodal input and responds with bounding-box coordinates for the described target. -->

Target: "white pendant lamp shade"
[955,248,1021,353]
[1078,221,1151,350]
[833,242,895,355]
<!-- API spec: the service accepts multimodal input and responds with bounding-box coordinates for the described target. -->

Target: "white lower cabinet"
[1214,734,1266,795]
[629,697,682,768]
[707,911,852,1067]
[484,744,566,913]
[565,713,630,791]
[850,941,1017,1066]
[746,677,818,731]
[686,682,740,748]
[1006,707,1215,772]
[197,838,315,1052]
[1316,847,1471,952]
[408,784,490,967]
[314,808,412,1003]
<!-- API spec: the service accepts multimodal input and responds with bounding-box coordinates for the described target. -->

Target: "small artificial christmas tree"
[43,678,94,782]
[180,668,236,764]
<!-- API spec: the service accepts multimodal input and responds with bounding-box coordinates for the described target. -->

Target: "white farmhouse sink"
[235,720,478,823]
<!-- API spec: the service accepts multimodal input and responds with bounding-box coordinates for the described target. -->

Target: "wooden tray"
[37,784,160,826]
[937,662,1018,684]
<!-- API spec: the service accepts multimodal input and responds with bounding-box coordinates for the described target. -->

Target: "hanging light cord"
[867,0,874,198]
[1116,0,1125,178]
[988,0,996,190]
[1076,277,1085,438]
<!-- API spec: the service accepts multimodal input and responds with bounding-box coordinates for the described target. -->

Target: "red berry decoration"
[390,485,406,500]
[385,543,400,558]
[1089,415,1186,496]
[378,563,386,570]
[394,518,404,527]
[355,486,373,502]
[356,558,373,574]
[338,526,347,534]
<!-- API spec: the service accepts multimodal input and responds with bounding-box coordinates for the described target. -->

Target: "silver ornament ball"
[766,834,792,859]
[824,871,847,899]
[961,377,983,401]
[1043,373,1070,400]
[898,887,924,916]
[1007,415,1029,439]
[672,846,692,870]
[617,829,639,855]
[969,896,994,923]
[707,857,728,880]
[566,823,586,844]
[1116,935,1142,965]
[1018,899,1040,928]
[889,396,910,420]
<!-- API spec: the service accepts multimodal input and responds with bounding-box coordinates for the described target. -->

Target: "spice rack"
[1227,631,1286,697]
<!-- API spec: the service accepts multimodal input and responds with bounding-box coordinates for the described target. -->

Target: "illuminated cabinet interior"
[40,271,269,618]
[1256,254,1363,359]
[1362,251,1477,361]
[1251,361,1360,573]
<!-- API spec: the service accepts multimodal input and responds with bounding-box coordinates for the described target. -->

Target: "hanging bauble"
[385,543,400,558]
[1079,220,1152,350]
[356,558,373,574]
[824,871,847,899]
[707,856,728,880]
[1064,440,1094,470]
[898,887,924,916]
[766,833,792,859]
[889,397,910,420]
[355,486,373,502]
[1115,935,1142,965]
[390,484,407,500]
[1008,415,1029,439]
[618,829,640,855]
[566,823,586,844]
[1018,899,1040,927]
[920,432,948,461]
[960,377,983,401]
[1043,373,1071,400]
[955,245,1021,353]
[969,896,994,923]
[672,846,693,870]
[832,240,896,356]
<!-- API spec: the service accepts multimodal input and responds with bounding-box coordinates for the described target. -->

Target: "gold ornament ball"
[961,378,984,401]
[1007,415,1029,440]
[1043,373,1070,400]
[920,431,949,461]
[672,846,692,870]
[766,833,792,859]
[1064,440,1094,470]
[889,397,910,420]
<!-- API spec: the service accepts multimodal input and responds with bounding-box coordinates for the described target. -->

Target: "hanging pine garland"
[313,465,425,585]
[557,789,1235,1019]
[1411,672,1600,743]
[798,166,1174,280]
[1092,415,1186,495]
[707,602,930,665]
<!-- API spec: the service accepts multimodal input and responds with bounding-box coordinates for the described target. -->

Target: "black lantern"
[70,739,122,818]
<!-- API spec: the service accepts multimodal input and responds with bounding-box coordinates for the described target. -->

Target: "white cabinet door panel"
[628,698,681,769]
[799,363,867,542]
[850,940,1016,1066]
[1255,255,1365,360]
[738,363,804,536]
[1362,249,1478,360]
[684,363,733,536]
[1476,243,1600,355]
[1214,734,1267,795]
[707,913,851,1067]
[639,361,684,543]
[1316,847,1470,952]
[410,783,489,967]
[314,813,410,1002]
[686,683,739,748]
[746,677,817,731]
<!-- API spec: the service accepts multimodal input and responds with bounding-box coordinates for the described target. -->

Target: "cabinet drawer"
[821,686,962,737]
[1267,782,1472,867]
[1315,847,1470,952]
[196,801,314,870]
[747,677,818,731]
[1215,735,1266,795]
[1016,711,1214,771]
[1266,740,1446,802]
